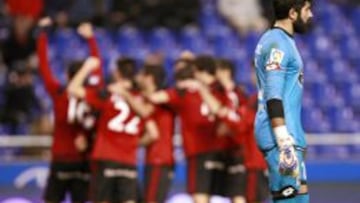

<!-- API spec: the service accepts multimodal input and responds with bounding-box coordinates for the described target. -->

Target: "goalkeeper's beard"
[293,16,313,34]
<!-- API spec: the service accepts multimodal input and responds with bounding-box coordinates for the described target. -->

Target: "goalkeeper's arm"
[267,99,299,177]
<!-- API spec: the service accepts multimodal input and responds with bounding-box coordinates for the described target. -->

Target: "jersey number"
[107,100,140,135]
[67,97,95,129]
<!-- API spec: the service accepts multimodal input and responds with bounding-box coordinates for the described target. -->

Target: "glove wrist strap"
[274,125,293,148]
[274,125,289,139]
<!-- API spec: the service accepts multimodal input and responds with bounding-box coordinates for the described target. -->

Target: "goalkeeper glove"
[274,125,299,177]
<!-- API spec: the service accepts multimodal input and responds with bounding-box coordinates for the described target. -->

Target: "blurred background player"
[253,0,313,202]
[37,17,102,203]
[148,55,230,203]
[215,59,269,203]
[138,65,176,203]
[135,64,176,203]
[106,63,175,203]
[67,56,158,203]
[215,59,248,203]
[178,60,245,203]
[178,58,270,203]
[191,56,233,200]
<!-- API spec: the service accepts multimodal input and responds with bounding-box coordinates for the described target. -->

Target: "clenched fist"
[77,22,94,39]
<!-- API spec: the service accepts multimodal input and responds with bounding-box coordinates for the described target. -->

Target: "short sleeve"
[85,88,108,110]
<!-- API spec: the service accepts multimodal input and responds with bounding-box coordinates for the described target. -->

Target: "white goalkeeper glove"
[274,126,299,177]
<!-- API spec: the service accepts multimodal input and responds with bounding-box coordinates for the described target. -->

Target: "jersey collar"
[272,26,294,38]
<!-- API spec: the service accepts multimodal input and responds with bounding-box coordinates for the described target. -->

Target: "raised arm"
[78,22,104,86]
[67,57,100,98]
[36,17,60,95]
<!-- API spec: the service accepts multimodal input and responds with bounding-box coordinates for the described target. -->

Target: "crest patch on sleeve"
[266,48,285,71]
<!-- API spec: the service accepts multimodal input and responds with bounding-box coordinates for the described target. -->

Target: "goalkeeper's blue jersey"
[254,27,306,150]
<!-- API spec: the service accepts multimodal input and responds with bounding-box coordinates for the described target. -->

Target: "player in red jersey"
[137,65,175,203]
[179,62,269,203]
[114,64,176,203]
[148,55,229,203]
[214,59,248,203]
[67,56,158,203]
[216,59,269,203]
[243,84,269,203]
[37,17,103,203]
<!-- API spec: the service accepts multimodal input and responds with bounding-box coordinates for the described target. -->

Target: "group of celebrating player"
[37,17,267,203]
[37,0,313,202]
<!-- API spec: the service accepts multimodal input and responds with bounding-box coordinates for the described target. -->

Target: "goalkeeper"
[253,0,313,202]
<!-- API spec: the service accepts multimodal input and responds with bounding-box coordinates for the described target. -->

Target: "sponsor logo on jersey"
[266,63,281,71]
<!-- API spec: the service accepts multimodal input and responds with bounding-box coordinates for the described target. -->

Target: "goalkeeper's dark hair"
[193,55,216,75]
[143,64,166,90]
[116,57,137,80]
[273,0,312,20]
[67,60,84,80]
[216,58,236,79]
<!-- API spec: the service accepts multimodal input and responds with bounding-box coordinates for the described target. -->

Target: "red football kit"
[219,92,267,169]
[165,82,228,157]
[225,86,248,147]
[37,31,103,162]
[146,104,175,165]
[85,89,145,165]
